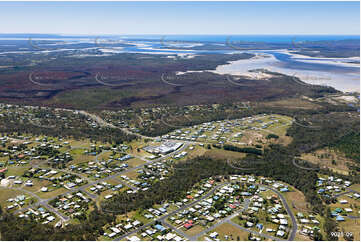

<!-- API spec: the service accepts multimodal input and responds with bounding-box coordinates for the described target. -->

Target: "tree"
[313,228,323,241]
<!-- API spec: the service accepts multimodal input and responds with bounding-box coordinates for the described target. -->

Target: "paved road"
[188,183,297,241]
[114,182,231,241]
[259,184,298,241]
[347,215,360,219]
[8,187,70,221]
[112,177,138,191]
[162,221,191,240]
[12,143,189,218]
[189,198,250,240]
[40,201,70,221]
[113,181,295,242]
[78,110,157,141]
[52,167,93,183]
[332,188,359,199]
[228,221,284,241]
[7,111,300,240]
[332,190,353,198]
[81,189,98,200]
[292,158,319,171]
[346,188,359,194]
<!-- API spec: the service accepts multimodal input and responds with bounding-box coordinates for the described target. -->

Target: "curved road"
[12,143,189,218]
[6,110,300,240]
[259,184,298,241]
[114,182,232,241]
[114,182,298,241]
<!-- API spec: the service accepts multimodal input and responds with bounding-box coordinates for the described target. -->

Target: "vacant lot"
[201,222,250,241]
[283,185,311,215]
[204,148,246,160]
[301,148,351,175]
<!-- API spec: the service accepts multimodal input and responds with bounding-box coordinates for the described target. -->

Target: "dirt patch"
[209,222,250,241]
[284,186,311,214]
[261,98,321,110]
[301,148,351,175]
[204,149,246,160]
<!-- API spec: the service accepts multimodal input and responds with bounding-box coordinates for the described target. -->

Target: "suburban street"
[6,111,300,241]
[259,185,298,241]
[188,199,250,240]
[113,182,298,241]
[12,141,190,221]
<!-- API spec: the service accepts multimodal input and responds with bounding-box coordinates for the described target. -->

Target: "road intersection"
[5,111,300,241]
[113,182,298,241]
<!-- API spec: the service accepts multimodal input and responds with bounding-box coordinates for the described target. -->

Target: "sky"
[0,1,359,35]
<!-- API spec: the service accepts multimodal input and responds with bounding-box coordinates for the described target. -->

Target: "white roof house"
[124,224,133,230]
[276,230,285,237]
[345,208,353,213]
[209,232,218,238]
[279,219,288,225]
[127,235,140,241]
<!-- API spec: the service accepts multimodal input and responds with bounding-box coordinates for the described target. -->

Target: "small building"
[276,230,285,237]
[209,232,218,238]
[154,224,166,232]
[336,216,345,221]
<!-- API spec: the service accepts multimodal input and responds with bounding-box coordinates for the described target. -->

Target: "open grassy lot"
[125,139,158,157]
[68,152,94,165]
[185,145,207,159]
[126,158,146,168]
[329,194,360,217]
[0,188,27,206]
[183,224,205,237]
[22,179,53,193]
[120,170,139,180]
[294,233,313,241]
[349,184,360,192]
[0,187,37,209]
[301,148,351,175]
[261,97,322,110]
[260,189,276,197]
[69,148,89,156]
[96,150,112,161]
[130,209,155,225]
[0,156,9,162]
[199,222,250,241]
[36,187,68,199]
[5,166,30,177]
[337,217,360,241]
[67,139,92,149]
[237,130,263,146]
[282,185,311,215]
[115,210,140,223]
[204,148,246,160]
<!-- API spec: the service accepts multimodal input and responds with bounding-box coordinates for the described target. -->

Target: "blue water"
[124,34,360,43]
[0,34,359,44]
[0,34,359,92]
[262,51,359,73]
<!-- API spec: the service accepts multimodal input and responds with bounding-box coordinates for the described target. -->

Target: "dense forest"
[0,116,136,145]
[332,131,360,162]
[223,144,263,155]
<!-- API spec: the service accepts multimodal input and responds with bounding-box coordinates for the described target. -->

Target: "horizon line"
[0,33,359,36]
